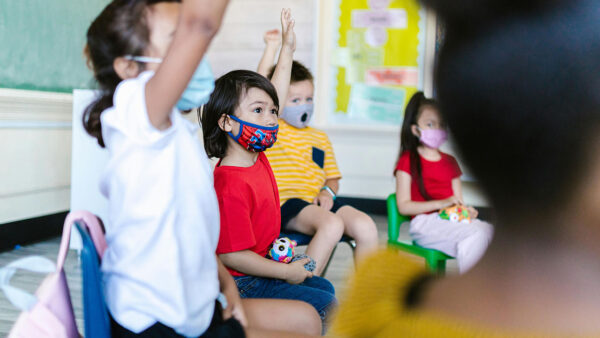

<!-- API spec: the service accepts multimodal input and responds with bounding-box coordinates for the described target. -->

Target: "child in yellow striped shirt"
[258,32,378,275]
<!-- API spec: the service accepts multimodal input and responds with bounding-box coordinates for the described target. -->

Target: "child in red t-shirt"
[394,92,493,273]
[200,9,336,331]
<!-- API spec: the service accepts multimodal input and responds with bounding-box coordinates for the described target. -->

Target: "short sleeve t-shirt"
[266,119,342,205]
[395,151,462,201]
[214,152,281,276]
[100,71,219,336]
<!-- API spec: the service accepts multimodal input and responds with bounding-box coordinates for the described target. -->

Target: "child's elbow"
[397,202,411,216]
[180,15,221,38]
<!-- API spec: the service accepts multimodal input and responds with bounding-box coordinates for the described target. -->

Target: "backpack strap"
[57,211,107,270]
[0,256,55,311]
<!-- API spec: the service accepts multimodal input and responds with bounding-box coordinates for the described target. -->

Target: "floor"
[0,214,458,335]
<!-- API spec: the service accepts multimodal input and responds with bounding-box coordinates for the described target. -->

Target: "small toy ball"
[268,237,297,263]
[291,254,316,272]
[439,205,471,224]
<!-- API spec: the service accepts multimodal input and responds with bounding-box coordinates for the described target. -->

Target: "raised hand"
[280,8,296,52]
[264,28,282,47]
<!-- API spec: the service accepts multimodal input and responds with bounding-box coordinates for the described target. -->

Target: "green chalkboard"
[0,0,109,93]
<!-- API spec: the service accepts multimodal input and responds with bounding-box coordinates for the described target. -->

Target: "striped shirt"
[266,119,342,205]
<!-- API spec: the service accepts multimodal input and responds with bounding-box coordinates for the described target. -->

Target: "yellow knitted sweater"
[330,249,586,338]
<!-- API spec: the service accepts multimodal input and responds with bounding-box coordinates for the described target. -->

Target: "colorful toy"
[439,205,471,224]
[291,254,316,272]
[268,237,317,271]
[268,237,297,263]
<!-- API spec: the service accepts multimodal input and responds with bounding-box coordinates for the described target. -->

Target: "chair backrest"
[75,222,111,338]
[386,193,410,243]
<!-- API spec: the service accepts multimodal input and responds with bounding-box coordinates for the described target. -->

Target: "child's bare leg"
[245,328,316,338]
[287,205,344,275]
[242,298,321,336]
[335,206,379,262]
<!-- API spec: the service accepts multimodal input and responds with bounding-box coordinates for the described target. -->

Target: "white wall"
[207,0,316,77]
[0,0,487,224]
[0,0,318,224]
[0,89,72,224]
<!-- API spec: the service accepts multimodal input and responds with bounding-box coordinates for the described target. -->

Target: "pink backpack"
[0,211,107,338]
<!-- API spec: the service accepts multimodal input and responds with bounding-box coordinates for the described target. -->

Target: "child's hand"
[439,196,463,209]
[313,191,334,211]
[280,8,296,51]
[467,206,479,219]
[284,258,313,284]
[222,280,248,327]
[264,29,282,47]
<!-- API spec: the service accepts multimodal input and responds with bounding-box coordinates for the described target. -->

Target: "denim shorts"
[233,275,337,322]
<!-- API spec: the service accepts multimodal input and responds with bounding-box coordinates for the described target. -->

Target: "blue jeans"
[233,275,337,322]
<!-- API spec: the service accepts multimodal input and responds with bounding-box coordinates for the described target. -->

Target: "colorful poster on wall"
[331,0,426,125]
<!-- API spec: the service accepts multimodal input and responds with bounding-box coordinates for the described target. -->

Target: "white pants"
[409,213,494,273]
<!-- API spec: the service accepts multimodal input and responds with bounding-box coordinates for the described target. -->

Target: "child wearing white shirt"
[83,1,320,337]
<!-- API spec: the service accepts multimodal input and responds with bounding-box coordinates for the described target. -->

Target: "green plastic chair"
[387,193,452,274]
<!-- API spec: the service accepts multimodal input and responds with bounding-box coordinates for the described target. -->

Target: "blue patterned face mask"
[226,115,279,152]
[124,56,215,111]
[281,103,314,128]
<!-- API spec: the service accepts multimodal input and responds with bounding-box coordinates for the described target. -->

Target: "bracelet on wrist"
[321,186,336,200]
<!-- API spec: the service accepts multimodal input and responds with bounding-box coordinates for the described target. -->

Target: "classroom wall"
[0,0,487,224]
[313,0,488,206]
[0,0,317,224]
[0,89,72,224]
[207,0,316,77]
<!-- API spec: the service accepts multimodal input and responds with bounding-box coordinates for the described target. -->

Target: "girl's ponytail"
[82,90,114,148]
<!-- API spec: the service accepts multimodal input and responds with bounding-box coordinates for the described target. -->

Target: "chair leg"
[435,260,446,276]
[347,240,357,266]
[426,257,446,276]
[348,240,356,250]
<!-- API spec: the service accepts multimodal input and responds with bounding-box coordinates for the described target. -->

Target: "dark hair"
[83,0,179,148]
[398,92,440,200]
[202,70,279,158]
[423,0,600,222]
[267,60,313,84]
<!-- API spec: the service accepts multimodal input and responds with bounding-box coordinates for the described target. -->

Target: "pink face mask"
[418,128,448,149]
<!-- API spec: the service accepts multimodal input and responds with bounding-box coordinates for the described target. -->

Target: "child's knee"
[317,213,345,238]
[474,221,494,242]
[298,302,323,335]
[315,276,336,295]
[348,212,379,241]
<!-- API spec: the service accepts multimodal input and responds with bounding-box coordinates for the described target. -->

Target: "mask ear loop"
[225,115,243,141]
[197,105,204,126]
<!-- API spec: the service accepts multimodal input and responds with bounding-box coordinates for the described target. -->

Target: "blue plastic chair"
[76,222,111,338]
[280,231,356,276]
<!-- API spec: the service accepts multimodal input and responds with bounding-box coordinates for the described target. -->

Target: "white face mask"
[281,103,314,128]
[124,55,215,111]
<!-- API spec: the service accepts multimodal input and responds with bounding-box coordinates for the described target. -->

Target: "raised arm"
[257,29,281,77]
[146,0,229,129]
[270,8,296,108]
[219,250,311,285]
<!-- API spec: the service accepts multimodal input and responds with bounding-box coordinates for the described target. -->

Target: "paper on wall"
[347,83,406,124]
[365,67,418,86]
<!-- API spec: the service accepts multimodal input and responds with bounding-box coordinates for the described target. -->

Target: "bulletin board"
[330,0,426,125]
